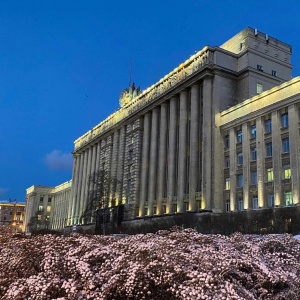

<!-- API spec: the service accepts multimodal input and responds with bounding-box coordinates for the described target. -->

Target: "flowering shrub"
[0,229,300,299]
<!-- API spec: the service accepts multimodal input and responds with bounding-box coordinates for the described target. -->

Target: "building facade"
[24,181,71,232]
[0,200,25,234]
[64,27,296,228]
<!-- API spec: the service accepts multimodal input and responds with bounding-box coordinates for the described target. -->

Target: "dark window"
[281,113,289,128]
[251,171,258,185]
[237,174,244,187]
[282,137,290,153]
[268,194,275,208]
[257,64,263,71]
[272,70,277,76]
[266,142,272,157]
[224,135,229,148]
[237,130,243,143]
[237,152,243,165]
[265,119,272,133]
[250,125,256,138]
[251,147,257,161]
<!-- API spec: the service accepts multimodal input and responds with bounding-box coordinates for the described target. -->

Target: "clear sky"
[0,0,299,202]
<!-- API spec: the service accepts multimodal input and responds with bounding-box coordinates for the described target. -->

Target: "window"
[283,164,291,179]
[173,204,177,213]
[153,207,157,215]
[250,125,256,138]
[237,174,244,188]
[257,64,263,71]
[252,197,259,209]
[162,205,166,214]
[48,197,52,203]
[265,119,272,133]
[266,142,272,157]
[268,194,275,208]
[238,199,244,211]
[251,171,258,185]
[251,147,257,161]
[267,168,274,181]
[37,215,42,221]
[285,191,293,206]
[46,206,51,213]
[225,178,230,190]
[38,205,43,212]
[226,200,230,212]
[282,138,290,153]
[224,156,230,168]
[237,130,243,143]
[272,70,277,77]
[224,135,229,148]
[40,197,44,202]
[237,152,243,165]
[281,113,288,128]
[185,202,189,211]
[131,136,134,144]
[257,83,263,94]
[128,149,133,160]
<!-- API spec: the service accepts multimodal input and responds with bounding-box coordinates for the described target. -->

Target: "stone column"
[79,150,89,223]
[110,130,119,202]
[75,153,84,224]
[148,108,159,215]
[116,126,126,205]
[288,105,299,204]
[167,97,178,213]
[177,90,188,213]
[202,77,213,210]
[229,128,237,211]
[242,123,250,209]
[139,113,151,217]
[256,117,265,208]
[189,84,200,211]
[157,103,168,215]
[272,111,281,206]
[68,155,78,225]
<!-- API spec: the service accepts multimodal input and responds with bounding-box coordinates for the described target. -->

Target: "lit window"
[238,199,244,211]
[46,206,51,213]
[285,191,293,206]
[251,171,258,185]
[267,168,274,181]
[257,83,263,94]
[38,205,43,212]
[283,164,291,179]
[252,197,259,209]
[250,125,256,138]
[268,194,275,208]
[237,152,243,165]
[265,119,272,133]
[225,178,230,190]
[237,174,244,187]
[237,130,243,143]
[251,147,257,161]
[282,137,290,153]
[37,215,42,221]
[281,113,289,128]
[266,142,272,157]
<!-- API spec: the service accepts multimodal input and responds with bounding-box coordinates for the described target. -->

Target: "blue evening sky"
[0,0,299,202]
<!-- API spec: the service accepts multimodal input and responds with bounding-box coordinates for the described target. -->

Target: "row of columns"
[228,104,299,210]
[139,79,211,217]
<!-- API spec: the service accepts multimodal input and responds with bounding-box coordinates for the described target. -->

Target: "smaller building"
[0,200,25,235]
[24,181,72,232]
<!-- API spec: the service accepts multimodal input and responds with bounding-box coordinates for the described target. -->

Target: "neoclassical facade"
[64,27,297,227]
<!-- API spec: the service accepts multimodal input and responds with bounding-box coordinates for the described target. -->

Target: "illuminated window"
[37,215,42,221]
[251,171,258,185]
[266,142,272,157]
[131,136,134,144]
[252,197,259,209]
[38,205,43,212]
[46,206,51,213]
[265,119,272,133]
[285,191,293,206]
[268,194,275,208]
[237,152,243,165]
[257,83,263,94]
[281,113,288,128]
[250,125,256,138]
[238,199,244,211]
[225,178,230,190]
[237,174,244,188]
[267,168,274,181]
[237,130,243,143]
[282,138,290,153]
[283,164,291,179]
[251,147,257,161]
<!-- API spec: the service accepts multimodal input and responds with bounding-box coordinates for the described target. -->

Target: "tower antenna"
[129,60,133,87]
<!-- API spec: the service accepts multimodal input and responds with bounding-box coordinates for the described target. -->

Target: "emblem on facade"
[119,83,142,107]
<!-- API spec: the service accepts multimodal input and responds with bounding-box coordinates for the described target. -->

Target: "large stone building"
[25,27,300,233]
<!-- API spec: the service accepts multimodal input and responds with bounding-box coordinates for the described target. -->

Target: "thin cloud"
[45,150,73,171]
[0,187,9,198]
